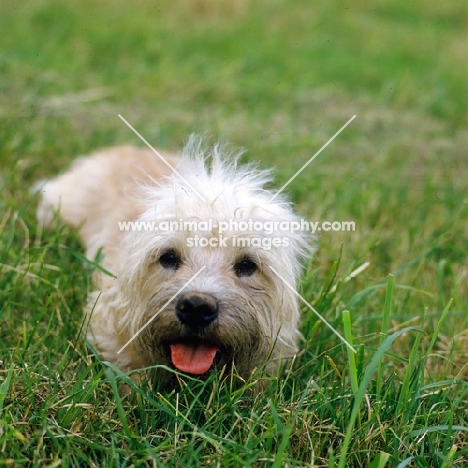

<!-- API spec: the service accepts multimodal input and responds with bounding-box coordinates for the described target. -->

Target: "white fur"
[37,137,313,381]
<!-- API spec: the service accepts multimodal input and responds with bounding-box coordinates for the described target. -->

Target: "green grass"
[1,0,468,465]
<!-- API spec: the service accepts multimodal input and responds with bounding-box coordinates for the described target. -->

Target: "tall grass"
[1,0,467,465]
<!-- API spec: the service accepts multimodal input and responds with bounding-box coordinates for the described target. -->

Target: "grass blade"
[0,365,14,412]
[338,326,421,468]
[342,310,358,394]
[376,275,394,396]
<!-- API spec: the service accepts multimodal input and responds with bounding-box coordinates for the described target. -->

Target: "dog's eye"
[234,258,257,277]
[159,250,182,270]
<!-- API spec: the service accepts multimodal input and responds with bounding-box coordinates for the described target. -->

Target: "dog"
[37,137,311,384]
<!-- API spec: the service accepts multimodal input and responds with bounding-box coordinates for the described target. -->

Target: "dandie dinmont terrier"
[37,137,311,384]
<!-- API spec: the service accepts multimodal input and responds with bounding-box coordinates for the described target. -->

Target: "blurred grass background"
[1,0,467,466]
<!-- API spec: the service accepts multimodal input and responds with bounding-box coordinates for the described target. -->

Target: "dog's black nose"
[176,292,219,328]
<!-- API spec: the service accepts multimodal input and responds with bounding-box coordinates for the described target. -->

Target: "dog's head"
[113,139,312,379]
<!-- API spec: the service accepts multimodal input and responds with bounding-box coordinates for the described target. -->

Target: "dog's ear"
[85,288,145,372]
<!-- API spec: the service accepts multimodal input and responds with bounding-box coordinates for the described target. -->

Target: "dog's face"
[109,151,310,379]
[131,226,298,375]
[117,219,305,379]
[135,234,282,376]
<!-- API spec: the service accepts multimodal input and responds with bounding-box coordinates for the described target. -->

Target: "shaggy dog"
[37,137,310,384]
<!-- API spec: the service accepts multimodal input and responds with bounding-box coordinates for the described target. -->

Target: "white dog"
[37,137,310,384]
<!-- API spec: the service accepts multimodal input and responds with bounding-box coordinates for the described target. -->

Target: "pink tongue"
[170,342,219,375]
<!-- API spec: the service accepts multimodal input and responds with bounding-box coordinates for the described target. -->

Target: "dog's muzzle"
[176,292,219,329]
[169,292,221,375]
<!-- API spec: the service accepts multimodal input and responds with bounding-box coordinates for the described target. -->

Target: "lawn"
[1,0,467,466]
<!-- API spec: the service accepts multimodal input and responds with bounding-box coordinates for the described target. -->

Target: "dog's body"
[37,138,310,383]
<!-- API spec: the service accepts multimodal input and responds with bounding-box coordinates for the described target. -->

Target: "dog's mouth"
[169,339,221,375]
